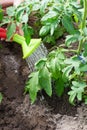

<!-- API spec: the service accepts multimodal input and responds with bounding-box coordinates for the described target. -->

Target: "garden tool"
[13,34,48,72]
[13,34,42,59]
[0,28,48,72]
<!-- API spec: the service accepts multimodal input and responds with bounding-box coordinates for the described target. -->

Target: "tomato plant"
[0,0,87,105]
[39,0,82,44]
[0,0,82,44]
[25,0,87,105]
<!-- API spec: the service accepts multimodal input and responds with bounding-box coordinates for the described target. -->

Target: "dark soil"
[0,41,87,130]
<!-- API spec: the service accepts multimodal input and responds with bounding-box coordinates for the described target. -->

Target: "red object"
[0,27,7,39]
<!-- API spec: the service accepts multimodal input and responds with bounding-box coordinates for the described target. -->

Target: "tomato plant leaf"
[7,22,16,40]
[39,66,52,96]
[62,15,77,35]
[6,6,16,16]
[63,65,73,78]
[79,64,87,72]
[0,6,3,21]
[35,58,47,70]
[64,56,81,75]
[65,34,80,47]
[55,77,65,97]
[47,57,60,79]
[25,72,40,103]
[39,25,50,36]
[22,13,28,23]
[23,24,32,45]
[68,81,87,105]
[40,0,50,14]
[41,11,58,22]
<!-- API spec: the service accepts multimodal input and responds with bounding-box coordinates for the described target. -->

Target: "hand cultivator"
[0,27,48,72]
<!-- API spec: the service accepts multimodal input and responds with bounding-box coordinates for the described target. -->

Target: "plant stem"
[77,0,87,54]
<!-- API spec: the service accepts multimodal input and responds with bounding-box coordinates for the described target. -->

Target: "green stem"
[77,0,87,54]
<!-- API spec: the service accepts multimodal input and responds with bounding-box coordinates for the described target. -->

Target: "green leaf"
[68,91,76,105]
[47,48,65,71]
[22,13,28,23]
[6,6,15,16]
[0,6,3,21]
[54,26,65,39]
[39,66,52,96]
[15,8,24,22]
[50,21,58,36]
[35,58,47,70]
[68,81,87,105]
[63,65,73,78]
[47,57,60,79]
[62,15,77,35]
[40,0,50,14]
[0,93,3,103]
[15,5,30,22]
[23,24,31,45]
[65,34,80,47]
[39,25,50,36]
[25,72,40,103]
[7,22,16,40]
[83,43,87,57]
[0,17,11,26]
[79,64,87,72]
[43,35,56,44]
[64,56,81,74]
[32,3,40,11]
[73,14,78,23]
[55,78,65,97]
[41,11,58,22]
[84,96,87,104]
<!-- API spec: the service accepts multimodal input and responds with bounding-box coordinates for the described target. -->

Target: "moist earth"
[0,42,87,130]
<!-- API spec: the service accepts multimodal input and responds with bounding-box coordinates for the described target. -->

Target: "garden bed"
[0,42,87,130]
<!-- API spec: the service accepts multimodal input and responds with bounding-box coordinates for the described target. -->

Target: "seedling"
[25,0,87,105]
